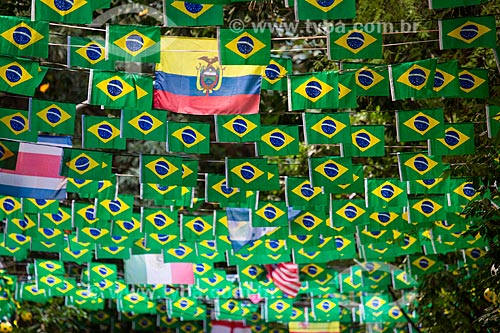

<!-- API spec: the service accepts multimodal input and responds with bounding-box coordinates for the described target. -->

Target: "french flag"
[0,136,71,199]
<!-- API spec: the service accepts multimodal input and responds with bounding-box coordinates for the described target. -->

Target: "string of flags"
[0,0,497,332]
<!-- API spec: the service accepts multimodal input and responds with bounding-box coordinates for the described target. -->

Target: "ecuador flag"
[153,36,262,115]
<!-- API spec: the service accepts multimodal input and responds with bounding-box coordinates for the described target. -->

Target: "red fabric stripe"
[265,263,301,297]
[169,263,194,285]
[0,152,63,178]
[154,90,260,115]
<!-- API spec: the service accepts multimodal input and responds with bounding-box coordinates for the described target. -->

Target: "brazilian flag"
[0,16,48,58]
[34,0,93,24]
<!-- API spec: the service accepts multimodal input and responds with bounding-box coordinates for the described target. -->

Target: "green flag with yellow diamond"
[439,16,496,50]
[294,0,356,21]
[82,115,126,150]
[344,125,385,157]
[365,178,407,208]
[389,58,437,101]
[328,24,382,60]
[302,112,351,144]
[225,157,268,191]
[122,109,167,141]
[430,61,460,98]
[127,73,153,111]
[253,201,288,227]
[167,121,210,154]
[408,196,446,223]
[218,28,271,65]
[205,173,245,207]
[0,108,37,142]
[486,105,500,139]
[140,154,183,185]
[428,122,475,156]
[89,70,139,109]
[164,0,223,27]
[31,99,76,135]
[285,176,328,208]
[0,56,47,96]
[331,199,368,230]
[258,125,300,156]
[215,114,261,143]
[448,178,483,209]
[288,71,338,110]
[396,108,444,142]
[0,139,19,170]
[0,16,48,58]
[265,299,293,322]
[33,0,93,24]
[261,56,292,91]
[107,24,160,63]
[407,176,450,195]
[337,71,357,109]
[343,63,389,97]
[182,214,213,241]
[458,68,489,98]
[61,149,113,180]
[308,156,352,192]
[67,36,114,70]
[398,152,445,181]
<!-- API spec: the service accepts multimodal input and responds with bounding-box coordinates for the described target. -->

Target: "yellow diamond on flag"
[294,76,334,103]
[87,121,121,143]
[1,22,44,50]
[0,62,33,87]
[95,75,135,101]
[225,32,266,59]
[305,0,344,13]
[40,0,88,16]
[113,30,156,57]
[447,21,491,44]
[396,64,431,91]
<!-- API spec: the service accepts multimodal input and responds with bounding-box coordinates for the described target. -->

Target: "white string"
[49,22,106,32]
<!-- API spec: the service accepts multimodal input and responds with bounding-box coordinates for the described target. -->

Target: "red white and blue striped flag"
[265,262,301,297]
[0,135,71,199]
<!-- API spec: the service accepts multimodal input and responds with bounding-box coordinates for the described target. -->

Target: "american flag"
[265,262,301,297]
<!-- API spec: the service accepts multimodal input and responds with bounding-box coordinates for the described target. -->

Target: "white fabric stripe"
[275,283,300,297]
[274,267,299,281]
[274,266,299,279]
[272,278,300,295]
[20,143,63,156]
[0,173,65,188]
[280,262,299,272]
[144,254,173,284]
[273,272,298,283]
[211,325,231,333]
[266,263,301,297]
[233,329,251,333]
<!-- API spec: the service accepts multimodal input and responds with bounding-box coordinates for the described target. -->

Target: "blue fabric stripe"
[154,72,262,97]
[37,135,73,147]
[0,185,66,200]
